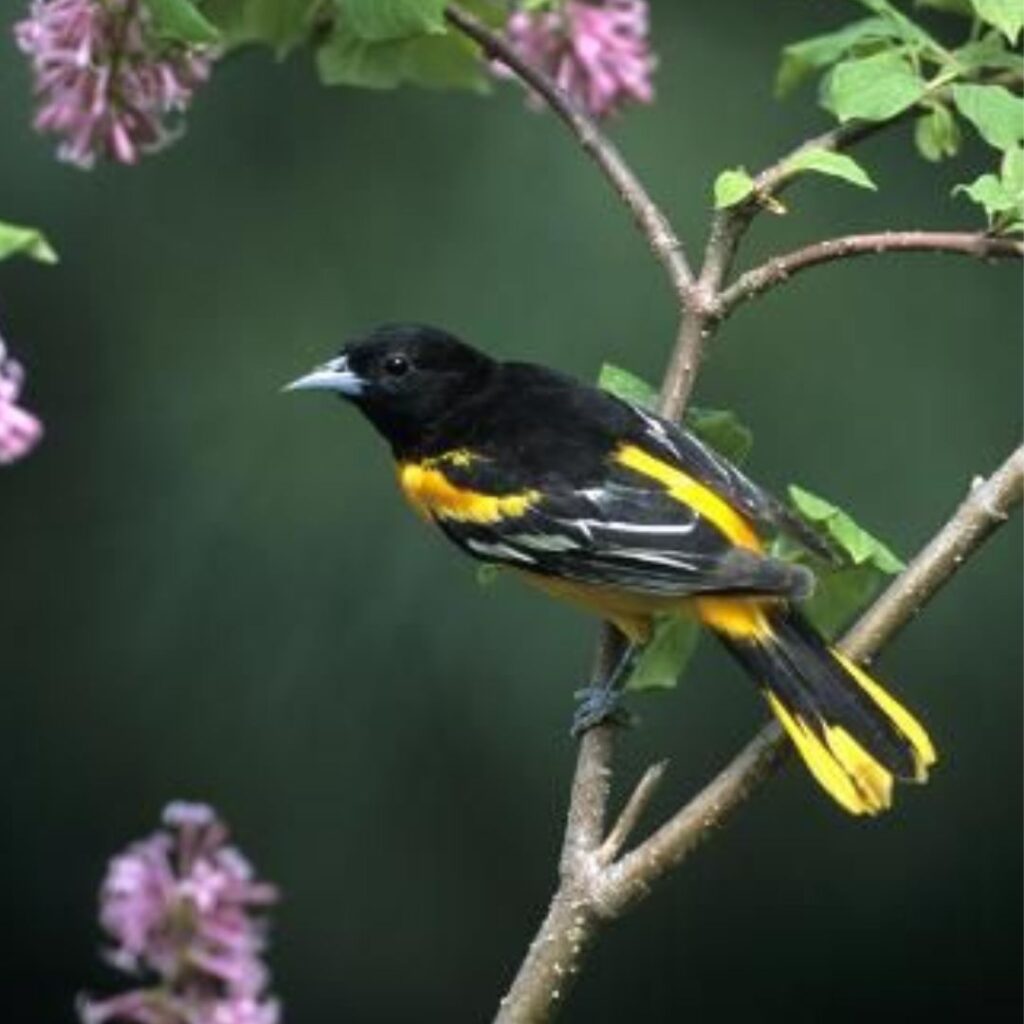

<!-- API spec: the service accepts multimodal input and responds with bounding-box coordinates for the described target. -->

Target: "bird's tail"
[695,597,937,815]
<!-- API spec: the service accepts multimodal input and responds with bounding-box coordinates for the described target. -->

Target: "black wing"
[431,461,813,601]
[622,401,837,563]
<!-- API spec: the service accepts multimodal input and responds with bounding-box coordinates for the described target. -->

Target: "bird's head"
[285,323,496,455]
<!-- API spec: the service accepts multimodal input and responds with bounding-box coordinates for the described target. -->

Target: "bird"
[285,323,935,815]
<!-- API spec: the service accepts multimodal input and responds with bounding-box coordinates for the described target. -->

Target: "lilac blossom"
[0,334,43,465]
[80,802,280,1024]
[15,0,215,170]
[499,1,655,119]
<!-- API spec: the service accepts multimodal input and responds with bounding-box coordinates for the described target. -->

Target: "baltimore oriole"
[286,323,935,815]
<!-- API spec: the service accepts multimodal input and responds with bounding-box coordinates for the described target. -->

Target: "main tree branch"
[715,231,1024,318]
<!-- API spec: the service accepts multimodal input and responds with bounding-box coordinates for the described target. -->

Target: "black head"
[285,323,497,455]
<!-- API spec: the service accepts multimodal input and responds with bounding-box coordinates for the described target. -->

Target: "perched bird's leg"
[571,642,640,737]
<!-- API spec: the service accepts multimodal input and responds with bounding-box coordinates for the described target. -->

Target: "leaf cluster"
[160,0,508,90]
[764,0,1023,232]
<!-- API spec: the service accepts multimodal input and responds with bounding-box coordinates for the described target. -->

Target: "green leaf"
[625,616,701,692]
[204,0,318,55]
[713,168,755,209]
[685,407,754,465]
[0,221,58,264]
[788,485,905,572]
[598,364,754,465]
[953,32,1024,72]
[775,485,905,638]
[317,19,487,90]
[143,0,221,45]
[341,0,448,41]
[852,0,949,56]
[915,0,974,14]
[823,51,928,122]
[971,0,1024,43]
[802,565,888,638]
[954,171,1019,214]
[597,362,657,409]
[1002,144,1024,195]
[951,84,1024,151]
[914,103,962,161]
[955,152,1024,231]
[782,147,877,189]
[775,17,895,98]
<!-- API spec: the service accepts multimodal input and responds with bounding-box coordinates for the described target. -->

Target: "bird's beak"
[283,355,365,397]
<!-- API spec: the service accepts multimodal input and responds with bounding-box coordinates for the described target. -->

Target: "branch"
[445,4,697,304]
[603,445,1024,913]
[715,230,1024,318]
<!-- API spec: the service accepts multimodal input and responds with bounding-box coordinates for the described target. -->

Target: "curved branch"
[715,231,1024,319]
[603,444,1024,913]
[445,4,697,304]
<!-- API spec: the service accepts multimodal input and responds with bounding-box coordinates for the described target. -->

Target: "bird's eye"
[383,353,410,378]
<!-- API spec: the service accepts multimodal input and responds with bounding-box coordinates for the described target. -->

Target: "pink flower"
[80,802,280,1024]
[0,335,43,465]
[500,1,655,118]
[15,0,215,169]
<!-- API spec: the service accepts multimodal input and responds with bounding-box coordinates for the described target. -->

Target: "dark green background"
[2,3,1020,1021]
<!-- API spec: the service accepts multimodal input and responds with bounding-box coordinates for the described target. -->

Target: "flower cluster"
[14,0,215,169]
[0,333,43,465]
[80,802,280,1024]
[500,1,655,119]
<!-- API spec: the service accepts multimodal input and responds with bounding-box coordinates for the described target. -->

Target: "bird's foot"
[570,684,634,737]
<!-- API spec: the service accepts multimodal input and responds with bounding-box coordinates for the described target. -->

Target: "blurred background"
[1,2,1021,1021]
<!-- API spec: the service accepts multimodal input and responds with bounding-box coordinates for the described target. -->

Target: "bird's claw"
[570,684,634,737]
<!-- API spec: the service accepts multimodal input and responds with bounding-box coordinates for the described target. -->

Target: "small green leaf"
[775,17,895,98]
[954,32,1024,73]
[0,221,58,264]
[685,407,754,465]
[713,168,755,209]
[782,147,877,189]
[823,51,928,122]
[951,84,1024,151]
[955,149,1024,232]
[341,0,448,41]
[317,18,487,90]
[776,485,905,637]
[802,565,888,638]
[1002,145,1024,195]
[144,0,221,45]
[852,0,949,56]
[204,0,318,55]
[598,365,755,465]
[597,362,657,409]
[788,485,905,572]
[914,103,962,161]
[625,616,700,692]
[954,171,1021,217]
[971,0,1024,43]
[915,0,974,14]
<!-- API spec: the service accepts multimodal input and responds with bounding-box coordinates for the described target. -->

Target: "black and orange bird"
[286,323,935,815]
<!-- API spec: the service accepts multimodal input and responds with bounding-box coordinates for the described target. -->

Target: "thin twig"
[598,761,668,866]
[603,445,1024,914]
[715,231,1024,318]
[445,4,698,304]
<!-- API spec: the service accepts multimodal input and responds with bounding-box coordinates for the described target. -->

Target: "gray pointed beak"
[283,355,365,397]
